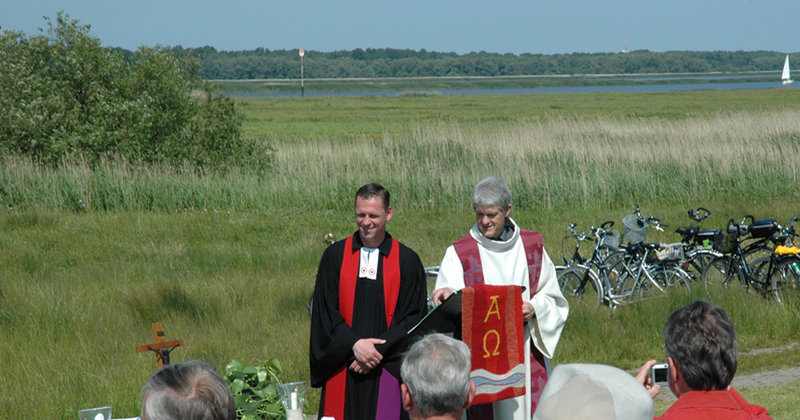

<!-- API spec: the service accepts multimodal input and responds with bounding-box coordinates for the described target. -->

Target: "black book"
[408,290,463,339]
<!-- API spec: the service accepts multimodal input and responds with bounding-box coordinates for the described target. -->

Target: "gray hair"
[401,334,472,417]
[472,176,512,210]
[141,360,236,420]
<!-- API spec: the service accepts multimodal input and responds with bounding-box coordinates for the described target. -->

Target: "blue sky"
[1,1,797,54]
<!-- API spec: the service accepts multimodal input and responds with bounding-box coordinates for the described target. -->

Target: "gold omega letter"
[482,329,501,358]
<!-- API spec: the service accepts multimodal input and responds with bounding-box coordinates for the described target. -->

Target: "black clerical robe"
[310,232,427,420]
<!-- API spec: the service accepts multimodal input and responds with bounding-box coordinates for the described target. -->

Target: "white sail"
[782,55,793,85]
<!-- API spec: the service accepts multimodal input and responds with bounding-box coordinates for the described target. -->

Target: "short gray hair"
[472,176,512,210]
[141,360,236,420]
[401,334,472,417]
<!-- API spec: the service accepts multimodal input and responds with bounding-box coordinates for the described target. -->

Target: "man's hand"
[432,287,454,305]
[635,360,661,398]
[350,338,385,374]
[522,301,535,321]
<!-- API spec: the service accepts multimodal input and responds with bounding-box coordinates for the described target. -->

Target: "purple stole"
[454,229,548,419]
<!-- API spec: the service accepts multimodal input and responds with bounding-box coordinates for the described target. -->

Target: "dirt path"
[655,342,800,401]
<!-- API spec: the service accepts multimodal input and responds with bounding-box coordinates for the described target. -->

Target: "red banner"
[462,284,526,405]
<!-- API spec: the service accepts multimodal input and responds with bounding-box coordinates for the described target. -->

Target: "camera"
[650,363,669,386]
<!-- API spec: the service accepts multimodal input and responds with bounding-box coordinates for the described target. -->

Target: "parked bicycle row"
[556,206,800,308]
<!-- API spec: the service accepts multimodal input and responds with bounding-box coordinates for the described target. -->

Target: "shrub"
[0,12,272,173]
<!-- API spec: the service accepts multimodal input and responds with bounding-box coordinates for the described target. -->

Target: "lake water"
[225,79,799,98]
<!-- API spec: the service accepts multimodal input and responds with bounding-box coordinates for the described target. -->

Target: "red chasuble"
[454,229,549,419]
[322,235,401,420]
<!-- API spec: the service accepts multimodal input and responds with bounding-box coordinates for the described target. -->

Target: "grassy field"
[2,89,800,418]
[212,73,776,95]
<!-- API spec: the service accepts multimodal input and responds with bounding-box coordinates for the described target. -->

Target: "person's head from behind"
[663,299,737,396]
[354,183,393,248]
[141,360,235,420]
[471,176,512,239]
[401,333,475,419]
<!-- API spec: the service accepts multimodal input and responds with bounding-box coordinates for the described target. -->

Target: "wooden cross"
[136,322,184,369]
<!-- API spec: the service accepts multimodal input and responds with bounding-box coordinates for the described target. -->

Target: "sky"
[1,1,797,55]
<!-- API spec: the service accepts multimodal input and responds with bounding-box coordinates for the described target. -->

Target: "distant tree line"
[156,47,792,80]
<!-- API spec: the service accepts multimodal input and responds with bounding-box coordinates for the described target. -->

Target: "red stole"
[454,229,548,418]
[322,235,401,420]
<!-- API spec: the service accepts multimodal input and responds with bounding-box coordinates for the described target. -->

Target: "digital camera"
[650,363,669,387]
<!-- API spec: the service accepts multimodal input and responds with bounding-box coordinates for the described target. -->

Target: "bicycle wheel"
[557,265,603,309]
[769,256,800,303]
[684,248,722,281]
[749,256,775,299]
[607,254,640,305]
[595,249,624,289]
[743,241,772,265]
[646,264,692,301]
[703,256,746,297]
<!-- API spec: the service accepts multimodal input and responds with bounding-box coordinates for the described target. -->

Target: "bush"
[0,12,271,173]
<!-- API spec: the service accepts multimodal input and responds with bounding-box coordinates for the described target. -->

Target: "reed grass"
[4,106,800,214]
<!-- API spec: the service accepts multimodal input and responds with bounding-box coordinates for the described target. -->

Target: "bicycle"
[702,216,799,303]
[609,206,693,305]
[750,216,800,301]
[557,221,624,308]
[674,207,724,280]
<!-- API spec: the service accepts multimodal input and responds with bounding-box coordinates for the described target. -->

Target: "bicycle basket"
[714,230,737,254]
[655,242,684,261]
[622,214,647,243]
[599,229,621,250]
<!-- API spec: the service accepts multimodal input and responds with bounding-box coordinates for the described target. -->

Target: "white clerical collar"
[359,247,379,280]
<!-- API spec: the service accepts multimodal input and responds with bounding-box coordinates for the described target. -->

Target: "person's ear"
[667,356,690,397]
[504,204,512,217]
[667,356,680,383]
[401,383,413,412]
[386,205,393,222]
[464,381,476,409]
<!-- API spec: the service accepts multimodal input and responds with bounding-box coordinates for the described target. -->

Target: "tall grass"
[3,108,800,214]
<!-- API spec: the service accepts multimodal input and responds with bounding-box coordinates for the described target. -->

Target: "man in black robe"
[310,183,427,420]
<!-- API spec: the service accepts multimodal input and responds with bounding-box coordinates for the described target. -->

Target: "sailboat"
[782,54,793,85]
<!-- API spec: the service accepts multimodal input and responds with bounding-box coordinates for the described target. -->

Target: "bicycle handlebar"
[688,207,711,222]
[727,218,750,236]
[567,223,588,242]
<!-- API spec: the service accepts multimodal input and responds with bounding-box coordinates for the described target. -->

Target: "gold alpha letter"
[483,295,501,323]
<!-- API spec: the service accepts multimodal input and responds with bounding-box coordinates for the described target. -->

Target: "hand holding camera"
[650,363,669,387]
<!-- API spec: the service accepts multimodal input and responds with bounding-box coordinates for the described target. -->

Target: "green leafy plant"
[225,358,287,420]
[0,12,272,173]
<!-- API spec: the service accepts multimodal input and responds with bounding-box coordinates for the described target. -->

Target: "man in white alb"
[432,176,568,420]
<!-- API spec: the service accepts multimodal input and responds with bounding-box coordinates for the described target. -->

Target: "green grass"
[2,89,800,419]
[237,88,800,139]
[213,73,775,95]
